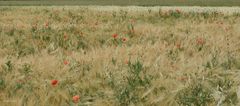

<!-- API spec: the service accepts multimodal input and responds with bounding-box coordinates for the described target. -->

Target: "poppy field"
[0,6,240,106]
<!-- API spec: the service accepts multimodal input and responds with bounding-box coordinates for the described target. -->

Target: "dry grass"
[0,6,240,106]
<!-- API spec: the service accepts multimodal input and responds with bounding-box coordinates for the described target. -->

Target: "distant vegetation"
[0,0,240,6]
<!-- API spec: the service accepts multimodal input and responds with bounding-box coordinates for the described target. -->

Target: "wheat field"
[0,0,240,6]
[0,6,240,106]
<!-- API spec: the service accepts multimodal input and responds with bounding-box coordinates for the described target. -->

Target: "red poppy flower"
[130,19,136,24]
[45,21,49,28]
[196,38,205,45]
[64,33,68,40]
[112,34,118,39]
[178,77,188,81]
[72,95,80,103]
[17,79,24,83]
[123,31,128,34]
[64,60,69,65]
[122,37,127,42]
[125,60,129,64]
[176,43,181,49]
[176,9,181,13]
[51,80,58,86]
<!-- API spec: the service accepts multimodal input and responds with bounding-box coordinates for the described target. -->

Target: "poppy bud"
[51,80,58,86]
[72,95,80,103]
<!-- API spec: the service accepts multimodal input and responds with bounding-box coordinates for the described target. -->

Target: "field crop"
[0,0,240,6]
[0,6,240,106]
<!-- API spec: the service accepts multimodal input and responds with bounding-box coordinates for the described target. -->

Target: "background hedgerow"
[0,6,240,106]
